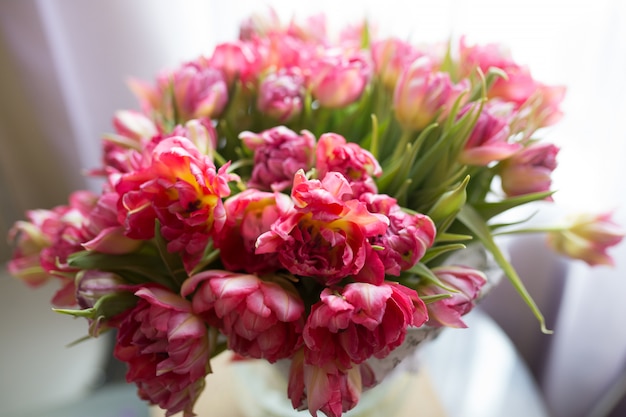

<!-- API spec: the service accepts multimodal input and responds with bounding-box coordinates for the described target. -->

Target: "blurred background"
[1,1,625,416]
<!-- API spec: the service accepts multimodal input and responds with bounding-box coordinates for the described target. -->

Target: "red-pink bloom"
[288,349,376,417]
[500,142,559,199]
[419,266,487,328]
[303,282,427,370]
[214,189,290,273]
[240,126,316,192]
[315,133,382,196]
[115,136,238,271]
[181,270,305,363]
[547,211,625,266]
[208,41,261,86]
[114,286,210,417]
[256,67,305,122]
[393,56,469,131]
[458,103,520,166]
[371,38,424,90]
[360,193,436,275]
[255,171,389,286]
[306,49,372,108]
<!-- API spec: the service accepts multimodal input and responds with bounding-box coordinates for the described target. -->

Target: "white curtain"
[1,1,625,416]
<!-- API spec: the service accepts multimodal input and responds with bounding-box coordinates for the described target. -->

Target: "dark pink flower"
[303,282,427,370]
[361,193,436,275]
[114,286,210,417]
[240,126,316,191]
[181,270,305,362]
[256,171,389,286]
[288,349,376,417]
[419,266,487,328]
[214,189,290,273]
[500,142,559,199]
[115,136,238,272]
[315,133,382,195]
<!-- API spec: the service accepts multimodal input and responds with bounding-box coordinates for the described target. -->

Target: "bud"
[547,211,624,266]
[427,175,469,230]
[256,67,305,122]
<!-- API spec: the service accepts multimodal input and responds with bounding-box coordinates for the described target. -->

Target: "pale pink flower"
[419,266,487,328]
[547,211,625,266]
[114,286,210,417]
[306,48,372,108]
[209,41,261,86]
[112,110,159,142]
[371,38,424,90]
[500,142,559,199]
[8,191,100,306]
[115,136,238,272]
[458,103,520,166]
[169,60,229,120]
[303,282,427,370]
[240,126,316,191]
[168,118,219,159]
[256,67,305,122]
[458,37,536,107]
[393,56,470,131]
[181,270,305,362]
[214,189,290,273]
[315,133,382,195]
[255,171,389,285]
[361,193,436,275]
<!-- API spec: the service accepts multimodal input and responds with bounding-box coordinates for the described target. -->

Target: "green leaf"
[405,262,458,292]
[457,205,552,334]
[473,191,554,220]
[421,243,467,264]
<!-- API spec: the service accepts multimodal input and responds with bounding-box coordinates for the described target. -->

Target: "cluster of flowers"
[7,11,624,417]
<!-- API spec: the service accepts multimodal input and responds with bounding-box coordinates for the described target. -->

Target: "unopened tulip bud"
[547,211,624,266]
[427,175,469,230]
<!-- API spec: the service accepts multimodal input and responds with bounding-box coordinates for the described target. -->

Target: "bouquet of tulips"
[7,11,624,417]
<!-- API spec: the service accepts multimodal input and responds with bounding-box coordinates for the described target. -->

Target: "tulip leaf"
[457,204,552,334]
[472,191,554,220]
[421,243,467,264]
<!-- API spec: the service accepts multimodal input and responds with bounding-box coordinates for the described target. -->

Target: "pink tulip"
[256,67,305,122]
[393,56,469,131]
[288,349,374,417]
[181,270,305,362]
[115,136,239,272]
[240,126,316,191]
[500,142,559,199]
[371,38,424,90]
[419,266,487,328]
[82,192,142,255]
[169,60,229,120]
[256,171,389,285]
[315,133,382,196]
[360,192,436,275]
[114,286,210,417]
[306,49,372,108]
[112,110,159,142]
[547,211,625,266]
[303,282,427,371]
[209,41,261,86]
[214,189,290,273]
[459,104,520,166]
[8,191,99,306]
